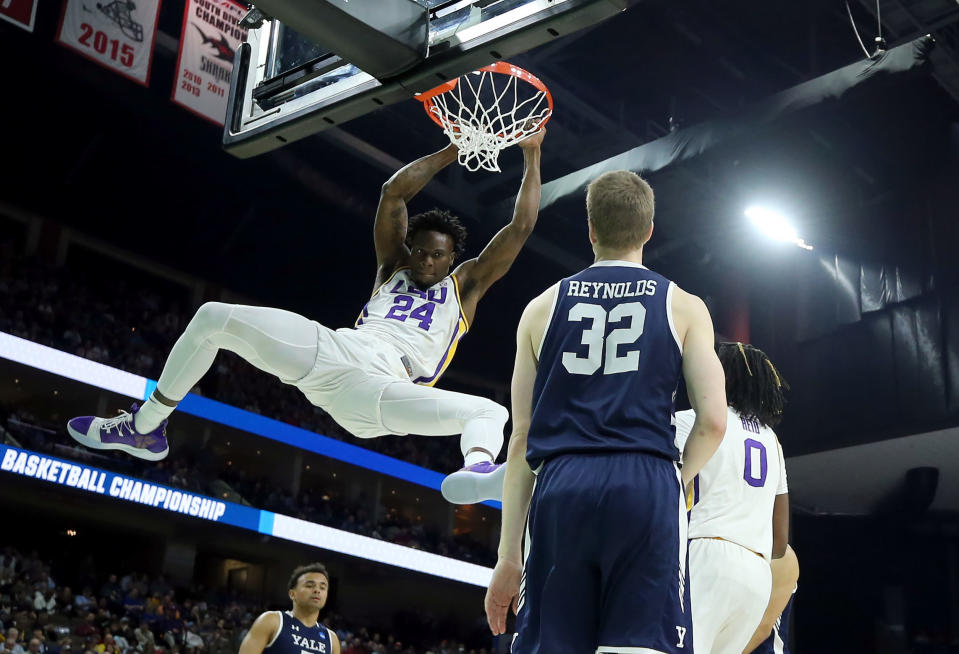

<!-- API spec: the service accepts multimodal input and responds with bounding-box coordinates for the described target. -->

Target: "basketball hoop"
[417,62,553,173]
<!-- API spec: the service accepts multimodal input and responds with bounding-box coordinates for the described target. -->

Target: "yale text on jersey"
[290,634,326,653]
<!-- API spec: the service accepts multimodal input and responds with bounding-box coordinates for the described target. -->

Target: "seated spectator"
[98,578,121,613]
[121,592,143,620]
[133,623,155,654]
[28,631,46,654]
[32,591,55,615]
[93,634,119,654]
[74,590,94,612]
[73,614,98,640]
[3,628,25,654]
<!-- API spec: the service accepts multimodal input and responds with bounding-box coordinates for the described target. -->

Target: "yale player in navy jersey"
[68,131,545,505]
[485,170,728,654]
[239,563,339,654]
[745,545,799,654]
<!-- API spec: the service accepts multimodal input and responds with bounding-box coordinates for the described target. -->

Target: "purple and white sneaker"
[441,461,506,505]
[67,404,169,461]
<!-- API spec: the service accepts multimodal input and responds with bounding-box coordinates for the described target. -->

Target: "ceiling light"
[745,206,813,250]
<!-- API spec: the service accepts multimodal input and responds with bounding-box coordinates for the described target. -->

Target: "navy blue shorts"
[753,592,794,654]
[512,451,690,654]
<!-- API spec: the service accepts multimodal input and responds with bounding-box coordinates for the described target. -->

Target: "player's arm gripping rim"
[453,130,545,324]
[373,144,460,289]
[742,544,799,654]
[238,612,281,654]
[674,289,727,487]
[484,284,555,636]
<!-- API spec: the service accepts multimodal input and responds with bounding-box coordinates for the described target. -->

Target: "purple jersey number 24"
[384,295,435,331]
[744,438,768,487]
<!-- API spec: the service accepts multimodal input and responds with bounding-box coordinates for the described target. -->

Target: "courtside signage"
[0,444,492,586]
[56,0,162,85]
[0,331,500,509]
[0,444,245,526]
[172,0,247,124]
[0,0,38,32]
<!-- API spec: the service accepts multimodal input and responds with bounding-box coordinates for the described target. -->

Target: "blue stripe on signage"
[258,510,275,535]
[171,391,501,509]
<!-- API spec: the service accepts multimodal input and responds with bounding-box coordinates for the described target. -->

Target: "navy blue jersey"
[264,611,334,654]
[755,591,795,654]
[527,261,683,469]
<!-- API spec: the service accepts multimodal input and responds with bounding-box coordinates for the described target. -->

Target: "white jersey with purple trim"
[354,268,468,386]
[676,406,787,559]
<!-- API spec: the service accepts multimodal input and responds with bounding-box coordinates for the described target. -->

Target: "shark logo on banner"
[192,24,234,62]
[171,0,247,125]
[56,0,161,85]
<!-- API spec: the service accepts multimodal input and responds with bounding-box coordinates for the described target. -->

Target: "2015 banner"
[172,0,247,125]
[0,0,38,32]
[55,0,161,85]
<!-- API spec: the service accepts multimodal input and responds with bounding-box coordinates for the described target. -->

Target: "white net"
[424,66,552,172]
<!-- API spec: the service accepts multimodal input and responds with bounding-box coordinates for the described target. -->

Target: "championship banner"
[0,0,38,32]
[55,0,161,85]
[172,0,247,125]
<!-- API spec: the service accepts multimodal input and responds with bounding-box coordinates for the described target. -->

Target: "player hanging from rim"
[239,563,340,654]
[486,170,728,654]
[675,342,791,654]
[67,130,546,505]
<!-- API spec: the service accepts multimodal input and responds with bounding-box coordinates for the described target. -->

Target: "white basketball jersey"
[675,406,787,559]
[353,268,468,386]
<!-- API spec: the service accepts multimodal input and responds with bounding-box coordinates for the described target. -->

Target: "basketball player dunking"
[675,343,791,654]
[239,563,339,654]
[485,170,728,654]
[67,130,545,505]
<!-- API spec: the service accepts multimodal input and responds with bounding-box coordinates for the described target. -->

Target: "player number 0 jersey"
[676,406,788,559]
[354,268,469,386]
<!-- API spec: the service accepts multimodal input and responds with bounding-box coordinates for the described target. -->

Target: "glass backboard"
[224,0,635,158]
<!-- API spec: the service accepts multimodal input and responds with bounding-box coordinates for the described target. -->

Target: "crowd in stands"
[0,548,492,654]
[0,242,496,567]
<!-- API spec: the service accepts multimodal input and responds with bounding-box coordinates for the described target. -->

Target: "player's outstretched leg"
[67,302,319,460]
[378,382,509,504]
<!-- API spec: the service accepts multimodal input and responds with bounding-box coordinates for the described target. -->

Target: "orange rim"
[416,61,554,131]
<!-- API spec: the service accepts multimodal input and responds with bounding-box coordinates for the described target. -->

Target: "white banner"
[172,0,247,125]
[56,0,161,85]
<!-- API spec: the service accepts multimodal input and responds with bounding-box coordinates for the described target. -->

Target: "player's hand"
[485,557,523,635]
[517,126,546,150]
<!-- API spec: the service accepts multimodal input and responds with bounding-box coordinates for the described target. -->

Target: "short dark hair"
[716,342,790,428]
[287,563,329,590]
[406,209,467,260]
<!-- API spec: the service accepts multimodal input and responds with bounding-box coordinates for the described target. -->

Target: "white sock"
[134,393,176,433]
[463,448,495,467]
[459,404,507,467]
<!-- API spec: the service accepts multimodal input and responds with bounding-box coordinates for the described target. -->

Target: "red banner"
[0,0,38,32]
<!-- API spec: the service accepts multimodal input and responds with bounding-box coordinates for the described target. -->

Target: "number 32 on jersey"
[562,301,646,375]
